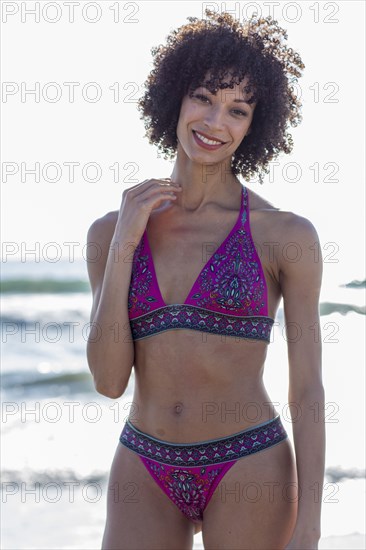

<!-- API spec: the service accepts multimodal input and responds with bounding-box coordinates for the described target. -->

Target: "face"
[176,75,256,165]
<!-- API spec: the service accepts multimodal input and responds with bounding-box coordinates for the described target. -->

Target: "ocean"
[1,258,365,549]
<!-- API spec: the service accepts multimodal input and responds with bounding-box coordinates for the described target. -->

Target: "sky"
[1,0,365,287]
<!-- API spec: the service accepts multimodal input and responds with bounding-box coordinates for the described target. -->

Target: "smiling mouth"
[192,130,227,148]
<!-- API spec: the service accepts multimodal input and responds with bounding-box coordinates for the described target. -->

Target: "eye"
[232,109,248,117]
[192,93,210,103]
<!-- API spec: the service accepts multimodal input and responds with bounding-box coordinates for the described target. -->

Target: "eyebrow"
[198,86,254,107]
[232,98,255,109]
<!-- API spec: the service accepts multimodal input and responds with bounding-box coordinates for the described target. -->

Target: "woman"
[87,10,325,550]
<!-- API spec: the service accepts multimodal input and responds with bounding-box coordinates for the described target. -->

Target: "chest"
[147,212,240,305]
[128,196,280,342]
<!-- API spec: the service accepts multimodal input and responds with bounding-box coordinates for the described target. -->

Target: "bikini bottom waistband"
[119,415,288,467]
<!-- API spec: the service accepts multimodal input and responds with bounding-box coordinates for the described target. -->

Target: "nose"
[203,104,226,132]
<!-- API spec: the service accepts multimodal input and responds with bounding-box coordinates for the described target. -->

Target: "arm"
[279,215,325,549]
[86,212,135,399]
[86,179,181,398]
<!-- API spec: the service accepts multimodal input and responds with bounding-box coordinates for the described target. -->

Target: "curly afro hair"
[138,9,305,183]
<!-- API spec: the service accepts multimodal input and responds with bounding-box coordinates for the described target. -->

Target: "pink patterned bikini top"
[128,184,274,343]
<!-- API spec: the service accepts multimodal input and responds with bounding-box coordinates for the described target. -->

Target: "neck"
[169,146,241,211]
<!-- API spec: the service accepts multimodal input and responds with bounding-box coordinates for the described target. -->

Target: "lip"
[192,130,227,151]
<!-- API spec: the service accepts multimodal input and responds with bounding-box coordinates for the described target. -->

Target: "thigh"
[202,439,298,550]
[102,443,195,550]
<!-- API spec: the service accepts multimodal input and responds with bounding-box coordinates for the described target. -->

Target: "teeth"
[195,131,223,145]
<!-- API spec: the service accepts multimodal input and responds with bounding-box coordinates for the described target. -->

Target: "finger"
[123,179,149,193]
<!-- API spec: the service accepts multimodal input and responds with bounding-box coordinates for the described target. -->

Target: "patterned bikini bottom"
[119,415,288,523]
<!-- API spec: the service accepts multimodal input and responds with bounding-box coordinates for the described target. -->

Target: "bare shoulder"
[270,210,319,246]
[265,211,321,275]
[87,210,119,246]
[248,188,319,245]
[269,211,322,295]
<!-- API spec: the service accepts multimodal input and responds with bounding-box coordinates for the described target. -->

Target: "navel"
[173,401,184,416]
